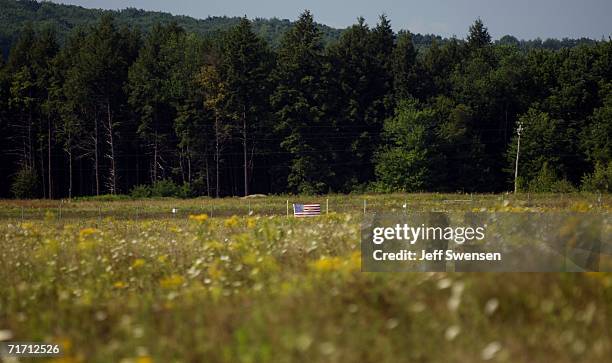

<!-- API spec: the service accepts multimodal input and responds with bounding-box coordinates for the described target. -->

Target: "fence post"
[598,192,602,208]
[363,199,367,215]
[59,200,62,220]
[326,198,329,215]
[286,200,289,218]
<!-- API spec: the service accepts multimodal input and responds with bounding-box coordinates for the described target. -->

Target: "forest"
[0,0,346,58]
[0,6,610,198]
[1,0,598,58]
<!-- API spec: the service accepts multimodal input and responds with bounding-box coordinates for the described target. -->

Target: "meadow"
[0,193,610,362]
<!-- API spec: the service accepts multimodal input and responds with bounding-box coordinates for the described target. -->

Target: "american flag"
[293,203,321,217]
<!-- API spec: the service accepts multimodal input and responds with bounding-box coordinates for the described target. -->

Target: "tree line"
[0,0,345,58]
[0,11,610,198]
[3,0,597,60]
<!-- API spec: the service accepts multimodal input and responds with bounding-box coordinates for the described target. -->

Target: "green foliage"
[527,162,576,193]
[391,31,418,100]
[467,18,492,50]
[150,179,182,197]
[0,0,344,57]
[581,162,612,193]
[11,166,39,198]
[0,8,610,198]
[325,15,395,191]
[507,108,568,184]
[131,179,193,198]
[375,100,438,192]
[1,195,610,361]
[271,10,332,194]
[130,184,152,198]
[581,87,612,165]
[74,194,132,201]
[220,18,273,195]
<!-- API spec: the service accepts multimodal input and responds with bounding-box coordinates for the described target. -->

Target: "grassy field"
[0,193,610,362]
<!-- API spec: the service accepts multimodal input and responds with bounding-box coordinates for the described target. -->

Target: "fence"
[0,193,607,221]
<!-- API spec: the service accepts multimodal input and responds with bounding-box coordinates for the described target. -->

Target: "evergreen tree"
[0,10,610,197]
[198,63,230,197]
[128,23,183,184]
[167,32,207,187]
[64,15,136,195]
[326,15,394,190]
[271,10,332,194]
[467,18,492,50]
[391,31,418,100]
[5,25,58,198]
[220,18,272,196]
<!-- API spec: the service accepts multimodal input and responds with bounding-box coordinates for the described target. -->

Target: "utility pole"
[514,122,523,194]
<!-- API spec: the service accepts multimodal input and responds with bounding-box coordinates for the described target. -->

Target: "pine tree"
[199,62,230,197]
[467,18,492,50]
[271,10,332,194]
[391,31,418,100]
[220,18,272,196]
[128,23,183,184]
[65,15,135,195]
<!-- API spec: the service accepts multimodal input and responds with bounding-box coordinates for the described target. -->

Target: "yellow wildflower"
[160,274,184,289]
[113,281,127,289]
[205,240,224,251]
[572,202,590,212]
[132,258,146,268]
[310,253,360,273]
[242,252,258,266]
[311,256,343,272]
[347,251,362,271]
[208,263,222,279]
[79,228,99,240]
[224,215,240,228]
[55,337,72,352]
[189,213,209,223]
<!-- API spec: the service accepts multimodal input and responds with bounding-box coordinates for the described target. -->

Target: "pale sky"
[49,0,612,40]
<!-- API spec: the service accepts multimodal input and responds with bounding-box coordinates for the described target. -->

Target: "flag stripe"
[293,203,321,217]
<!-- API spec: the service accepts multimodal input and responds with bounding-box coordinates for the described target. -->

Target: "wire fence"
[0,193,608,221]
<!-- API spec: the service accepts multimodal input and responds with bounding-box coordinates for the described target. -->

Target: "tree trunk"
[28,110,33,170]
[179,147,185,184]
[94,116,100,196]
[152,129,158,182]
[40,138,46,198]
[106,101,117,194]
[48,114,52,199]
[205,154,210,197]
[242,109,248,196]
[215,115,220,198]
[68,147,73,199]
[187,146,192,184]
